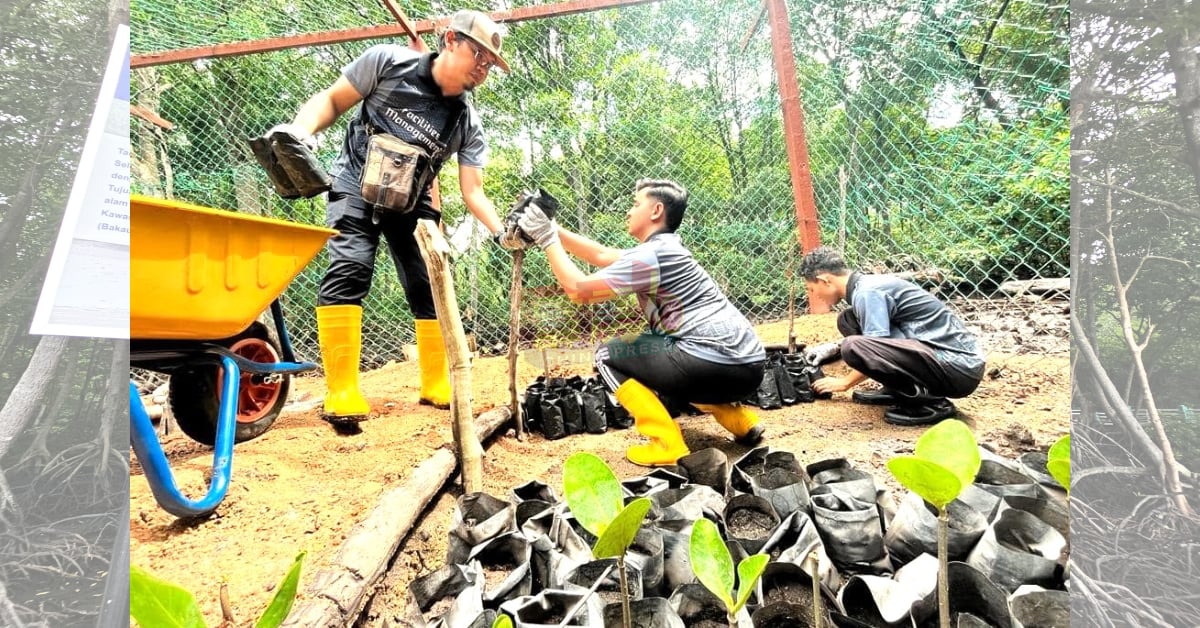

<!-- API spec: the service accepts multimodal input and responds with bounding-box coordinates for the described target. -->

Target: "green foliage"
[130,565,207,628]
[887,458,964,510]
[561,451,653,626]
[887,419,981,509]
[1046,434,1070,494]
[256,551,306,628]
[130,0,1070,363]
[131,552,305,628]
[562,452,626,537]
[594,497,653,559]
[562,452,652,557]
[689,518,769,617]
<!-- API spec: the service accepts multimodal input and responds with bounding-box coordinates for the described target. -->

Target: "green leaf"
[1047,459,1070,494]
[255,551,305,628]
[492,613,514,628]
[1047,434,1070,492]
[563,452,625,537]
[887,457,963,509]
[733,553,770,613]
[689,518,735,609]
[594,497,652,558]
[1048,434,1070,463]
[912,419,980,488]
[130,565,207,628]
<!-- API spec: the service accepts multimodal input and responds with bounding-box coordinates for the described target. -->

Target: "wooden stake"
[507,250,526,438]
[414,219,482,494]
[787,236,798,353]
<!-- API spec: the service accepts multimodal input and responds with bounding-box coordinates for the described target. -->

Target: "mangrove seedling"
[887,419,980,628]
[689,517,770,626]
[1046,434,1070,495]
[563,452,653,628]
[130,551,305,628]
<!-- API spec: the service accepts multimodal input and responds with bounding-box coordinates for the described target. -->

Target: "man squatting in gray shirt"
[516,179,768,467]
[799,246,986,426]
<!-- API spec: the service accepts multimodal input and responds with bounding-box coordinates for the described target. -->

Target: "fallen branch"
[281,406,512,628]
[998,278,1070,297]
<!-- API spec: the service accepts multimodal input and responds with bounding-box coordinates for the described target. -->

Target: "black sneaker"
[851,388,899,405]
[883,400,957,426]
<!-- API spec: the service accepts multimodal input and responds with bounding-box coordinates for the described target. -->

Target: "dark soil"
[762,581,815,607]
[727,509,778,539]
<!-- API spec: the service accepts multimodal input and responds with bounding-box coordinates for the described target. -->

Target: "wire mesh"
[130,0,1069,370]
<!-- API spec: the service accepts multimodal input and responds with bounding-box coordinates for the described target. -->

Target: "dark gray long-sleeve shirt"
[846,272,985,378]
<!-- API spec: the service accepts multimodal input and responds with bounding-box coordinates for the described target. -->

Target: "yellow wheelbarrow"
[129,195,334,517]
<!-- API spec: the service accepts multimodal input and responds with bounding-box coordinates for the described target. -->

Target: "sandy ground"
[129,312,1069,627]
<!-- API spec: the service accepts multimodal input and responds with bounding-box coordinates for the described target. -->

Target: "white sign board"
[30,25,130,339]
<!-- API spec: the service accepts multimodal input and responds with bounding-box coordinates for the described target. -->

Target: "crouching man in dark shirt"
[799,247,985,426]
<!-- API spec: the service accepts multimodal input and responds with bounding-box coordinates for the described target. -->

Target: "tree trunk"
[131,67,168,197]
[1166,27,1200,206]
[0,115,65,250]
[0,335,70,461]
[23,340,83,463]
[1101,178,1191,513]
[98,339,129,476]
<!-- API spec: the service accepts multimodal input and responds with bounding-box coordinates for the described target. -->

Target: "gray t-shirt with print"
[594,233,765,365]
[329,45,488,195]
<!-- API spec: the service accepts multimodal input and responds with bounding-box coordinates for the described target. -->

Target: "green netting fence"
[130,0,1069,371]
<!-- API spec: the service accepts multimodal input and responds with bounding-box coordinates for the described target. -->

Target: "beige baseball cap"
[447,10,511,73]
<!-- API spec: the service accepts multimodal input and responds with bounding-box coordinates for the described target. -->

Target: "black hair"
[798,246,851,281]
[635,178,687,232]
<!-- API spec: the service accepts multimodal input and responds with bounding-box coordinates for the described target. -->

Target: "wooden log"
[507,249,526,438]
[281,406,512,628]
[414,219,483,494]
[998,278,1070,297]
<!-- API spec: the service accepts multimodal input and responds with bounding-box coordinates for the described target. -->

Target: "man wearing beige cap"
[277,10,522,425]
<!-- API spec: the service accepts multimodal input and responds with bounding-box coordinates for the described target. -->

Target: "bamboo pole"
[414,219,483,493]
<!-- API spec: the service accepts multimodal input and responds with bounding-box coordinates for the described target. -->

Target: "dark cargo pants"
[317,190,440,319]
[837,309,981,399]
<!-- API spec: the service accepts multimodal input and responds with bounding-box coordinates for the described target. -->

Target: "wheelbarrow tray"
[131,194,335,340]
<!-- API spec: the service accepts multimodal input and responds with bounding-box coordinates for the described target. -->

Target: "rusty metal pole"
[765,0,821,255]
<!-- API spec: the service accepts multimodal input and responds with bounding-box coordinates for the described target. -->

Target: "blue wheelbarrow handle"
[130,355,239,518]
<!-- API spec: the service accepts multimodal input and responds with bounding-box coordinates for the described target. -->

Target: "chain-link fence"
[130,0,1069,370]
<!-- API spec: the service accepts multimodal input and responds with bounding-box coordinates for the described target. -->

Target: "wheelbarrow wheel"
[168,321,291,446]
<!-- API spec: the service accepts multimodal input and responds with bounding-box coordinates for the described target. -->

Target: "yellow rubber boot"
[615,380,690,467]
[316,305,371,420]
[693,403,765,446]
[415,319,451,409]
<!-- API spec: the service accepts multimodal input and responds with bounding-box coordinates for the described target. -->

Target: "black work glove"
[248,124,330,199]
[500,188,562,249]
